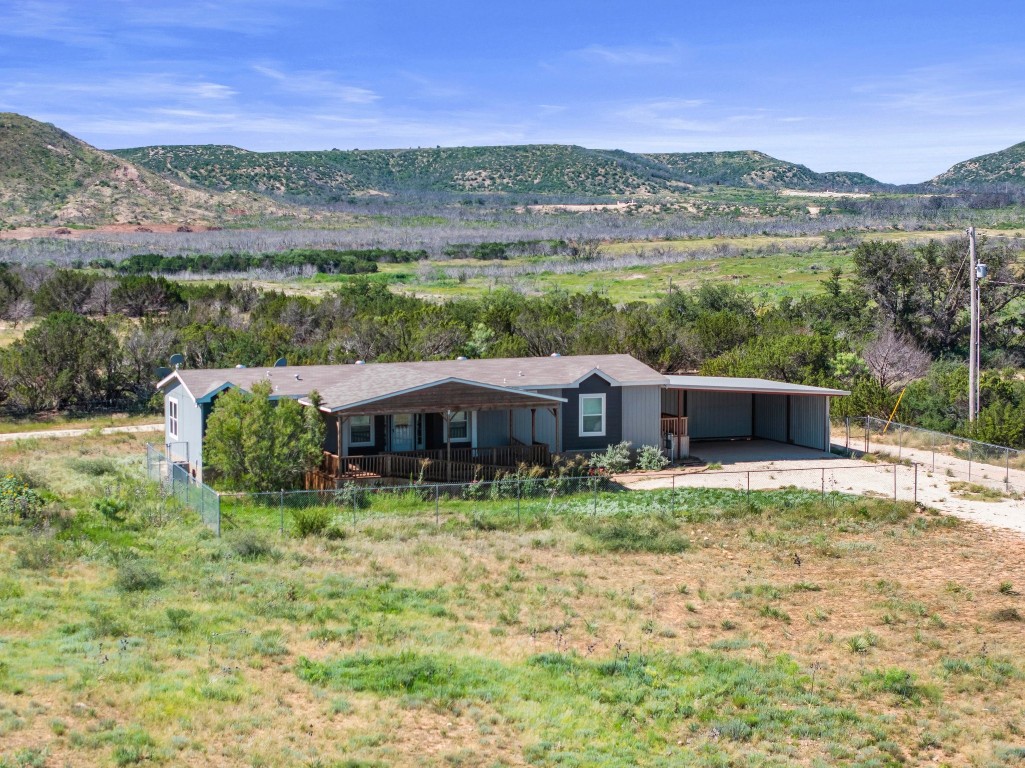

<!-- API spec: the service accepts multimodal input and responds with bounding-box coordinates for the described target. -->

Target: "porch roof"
[302,377,566,415]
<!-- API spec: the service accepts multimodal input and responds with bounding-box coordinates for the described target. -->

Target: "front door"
[391,414,414,452]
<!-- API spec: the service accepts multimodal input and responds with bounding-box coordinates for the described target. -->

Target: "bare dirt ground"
[615,439,1025,536]
[778,189,872,199]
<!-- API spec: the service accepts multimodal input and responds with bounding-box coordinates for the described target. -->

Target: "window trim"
[348,414,375,447]
[167,397,179,439]
[445,410,471,443]
[578,393,606,437]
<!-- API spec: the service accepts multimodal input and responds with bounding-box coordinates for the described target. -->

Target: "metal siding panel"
[686,391,753,439]
[622,385,662,448]
[753,394,787,442]
[790,396,827,450]
[476,409,510,448]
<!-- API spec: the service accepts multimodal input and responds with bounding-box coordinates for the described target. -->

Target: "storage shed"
[662,376,849,456]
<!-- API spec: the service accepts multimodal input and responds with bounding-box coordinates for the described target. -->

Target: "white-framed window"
[445,411,470,442]
[167,397,179,439]
[579,394,606,437]
[349,415,374,446]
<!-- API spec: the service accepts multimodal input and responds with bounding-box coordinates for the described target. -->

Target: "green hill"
[0,113,284,227]
[930,141,1025,187]
[112,143,885,201]
[642,150,881,191]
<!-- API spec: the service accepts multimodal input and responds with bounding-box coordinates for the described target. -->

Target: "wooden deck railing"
[660,416,689,437]
[309,443,551,488]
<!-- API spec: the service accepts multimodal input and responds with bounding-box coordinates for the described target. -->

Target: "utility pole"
[968,226,978,422]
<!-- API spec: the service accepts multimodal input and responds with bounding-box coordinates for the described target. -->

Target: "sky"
[1,0,1024,184]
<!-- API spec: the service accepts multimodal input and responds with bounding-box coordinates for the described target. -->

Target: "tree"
[111,275,185,318]
[0,312,121,411]
[204,381,325,491]
[861,327,932,391]
[33,269,95,315]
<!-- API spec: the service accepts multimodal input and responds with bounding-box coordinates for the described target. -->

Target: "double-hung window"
[579,394,606,437]
[349,415,374,446]
[446,411,470,442]
[167,398,179,439]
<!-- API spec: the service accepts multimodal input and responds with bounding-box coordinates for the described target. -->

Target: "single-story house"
[157,354,847,485]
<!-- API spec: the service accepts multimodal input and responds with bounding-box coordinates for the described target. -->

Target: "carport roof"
[665,375,849,397]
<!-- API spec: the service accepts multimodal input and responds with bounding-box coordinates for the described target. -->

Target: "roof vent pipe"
[550,353,561,357]
[456,356,468,361]
[355,360,366,365]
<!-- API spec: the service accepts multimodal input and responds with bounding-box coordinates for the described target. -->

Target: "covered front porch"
[307,379,566,487]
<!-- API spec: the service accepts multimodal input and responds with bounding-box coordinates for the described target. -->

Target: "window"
[579,394,605,437]
[446,411,470,442]
[349,415,374,446]
[167,398,179,439]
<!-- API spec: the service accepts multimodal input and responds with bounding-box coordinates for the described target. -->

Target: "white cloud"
[570,42,685,67]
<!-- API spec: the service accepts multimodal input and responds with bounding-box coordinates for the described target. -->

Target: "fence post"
[1006,448,1011,489]
[146,446,151,479]
[913,463,918,506]
[671,472,676,515]
[931,430,936,473]
[820,467,825,498]
[592,476,598,516]
[435,483,440,527]
[845,416,850,455]
[893,465,897,502]
[279,489,284,536]
[898,425,903,460]
[865,415,870,454]
[968,442,973,482]
[746,471,751,509]
[215,492,221,538]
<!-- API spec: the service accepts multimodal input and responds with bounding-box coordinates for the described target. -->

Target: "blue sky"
[1,0,1023,183]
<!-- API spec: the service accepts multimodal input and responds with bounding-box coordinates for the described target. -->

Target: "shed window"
[349,415,374,446]
[579,394,606,437]
[167,398,179,439]
[446,411,469,442]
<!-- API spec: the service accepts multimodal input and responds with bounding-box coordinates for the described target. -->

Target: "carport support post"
[444,411,453,482]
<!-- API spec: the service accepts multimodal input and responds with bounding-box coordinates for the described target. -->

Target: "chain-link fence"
[218,462,915,539]
[145,444,221,534]
[841,416,1024,492]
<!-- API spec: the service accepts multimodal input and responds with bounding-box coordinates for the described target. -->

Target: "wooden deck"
[306,443,552,488]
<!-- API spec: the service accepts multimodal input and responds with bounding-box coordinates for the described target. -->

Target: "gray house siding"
[687,390,752,439]
[562,375,622,452]
[164,381,204,476]
[476,409,510,448]
[622,385,661,449]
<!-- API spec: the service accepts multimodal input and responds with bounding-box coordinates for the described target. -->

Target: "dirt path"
[0,423,163,442]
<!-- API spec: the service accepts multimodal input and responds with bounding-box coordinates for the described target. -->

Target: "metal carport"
[662,376,849,454]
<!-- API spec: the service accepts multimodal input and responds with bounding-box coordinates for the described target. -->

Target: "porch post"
[443,410,452,482]
[549,407,561,454]
[336,414,345,478]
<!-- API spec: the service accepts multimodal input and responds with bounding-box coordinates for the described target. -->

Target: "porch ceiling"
[310,378,566,417]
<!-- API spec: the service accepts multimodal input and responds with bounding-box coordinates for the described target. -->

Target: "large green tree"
[204,381,325,491]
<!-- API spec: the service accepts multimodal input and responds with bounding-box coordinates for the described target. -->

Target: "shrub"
[635,444,669,471]
[589,442,632,474]
[292,507,332,538]
[115,560,164,592]
[165,608,194,633]
[13,535,66,570]
[993,608,1022,622]
[229,531,276,560]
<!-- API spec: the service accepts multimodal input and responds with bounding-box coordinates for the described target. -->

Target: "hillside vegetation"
[931,141,1025,187]
[0,114,284,227]
[112,143,885,201]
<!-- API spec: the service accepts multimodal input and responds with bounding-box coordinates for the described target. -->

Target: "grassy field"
[2,434,1025,767]
[243,228,1015,305]
[0,412,160,436]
